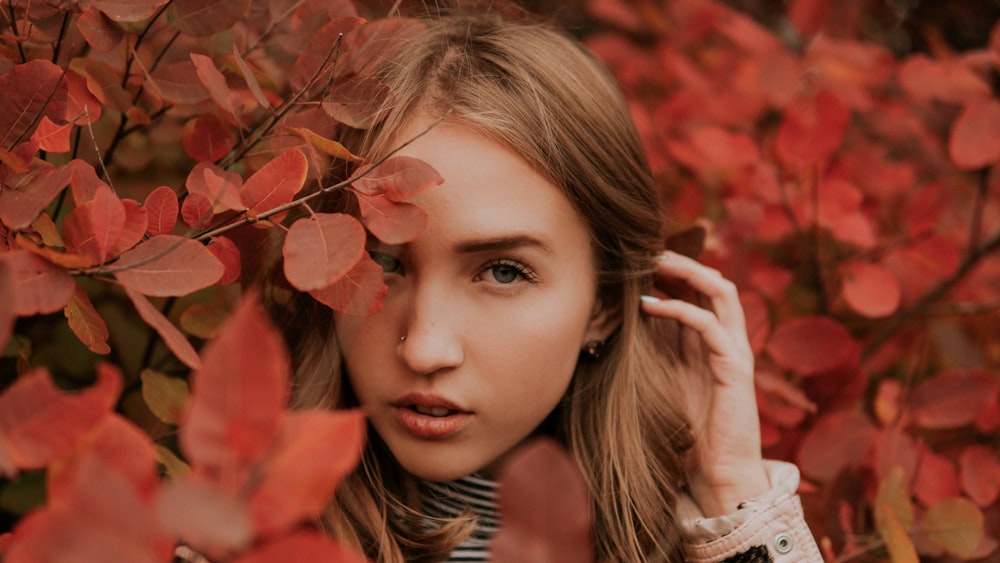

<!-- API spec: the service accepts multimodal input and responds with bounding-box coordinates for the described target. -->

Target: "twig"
[6,0,26,62]
[51,10,71,65]
[862,229,1000,358]
[194,116,445,241]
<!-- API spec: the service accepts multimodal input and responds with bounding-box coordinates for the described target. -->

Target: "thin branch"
[862,228,1000,358]
[51,10,71,65]
[968,169,988,252]
[195,116,445,241]
[6,0,26,62]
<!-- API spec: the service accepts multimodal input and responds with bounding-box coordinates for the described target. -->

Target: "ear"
[582,297,621,345]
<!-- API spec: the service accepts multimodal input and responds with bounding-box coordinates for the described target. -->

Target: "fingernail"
[640,295,661,304]
[658,251,673,262]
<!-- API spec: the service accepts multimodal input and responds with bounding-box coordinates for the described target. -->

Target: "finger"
[640,297,745,363]
[650,252,749,348]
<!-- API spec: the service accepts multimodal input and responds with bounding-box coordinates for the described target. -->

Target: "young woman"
[272,11,823,563]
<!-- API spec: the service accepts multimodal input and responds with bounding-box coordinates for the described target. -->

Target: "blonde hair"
[275,12,696,563]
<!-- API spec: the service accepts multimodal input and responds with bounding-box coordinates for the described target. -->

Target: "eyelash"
[368,251,538,285]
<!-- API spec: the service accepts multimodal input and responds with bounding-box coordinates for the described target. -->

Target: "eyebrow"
[453,234,552,255]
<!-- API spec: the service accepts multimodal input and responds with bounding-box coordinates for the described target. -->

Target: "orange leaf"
[234,530,367,563]
[283,126,364,162]
[157,477,252,556]
[0,364,120,476]
[240,148,308,217]
[115,235,224,296]
[31,116,72,153]
[492,438,594,563]
[64,284,111,355]
[8,249,75,316]
[356,192,428,245]
[62,183,125,266]
[309,251,388,316]
[283,213,366,291]
[959,446,1000,507]
[247,409,365,536]
[144,185,179,236]
[949,97,1000,170]
[207,235,241,285]
[124,287,202,370]
[351,155,443,202]
[841,260,901,318]
[766,315,859,376]
[183,113,235,162]
[180,292,289,481]
[922,497,984,559]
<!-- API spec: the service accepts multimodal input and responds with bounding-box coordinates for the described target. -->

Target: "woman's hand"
[640,251,770,517]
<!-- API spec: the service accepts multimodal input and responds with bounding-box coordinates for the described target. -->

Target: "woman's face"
[335,119,615,481]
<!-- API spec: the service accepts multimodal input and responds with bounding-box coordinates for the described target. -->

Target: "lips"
[392,393,471,439]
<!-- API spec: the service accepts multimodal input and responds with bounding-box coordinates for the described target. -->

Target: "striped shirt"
[420,473,501,562]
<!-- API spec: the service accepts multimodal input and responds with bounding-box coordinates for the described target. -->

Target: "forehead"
[392,119,591,249]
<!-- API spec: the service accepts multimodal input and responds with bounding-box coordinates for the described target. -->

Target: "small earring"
[399,335,406,342]
[584,340,604,359]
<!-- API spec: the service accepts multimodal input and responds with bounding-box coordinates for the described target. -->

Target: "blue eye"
[369,251,402,274]
[491,263,521,283]
[479,259,536,285]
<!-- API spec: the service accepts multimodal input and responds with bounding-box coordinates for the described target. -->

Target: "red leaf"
[0,161,74,230]
[207,236,241,285]
[8,250,75,316]
[356,192,427,245]
[766,315,859,376]
[64,284,111,355]
[949,98,1000,170]
[0,59,68,149]
[740,290,770,354]
[342,17,425,77]
[144,186,179,236]
[491,438,594,563]
[841,260,901,318]
[0,257,13,351]
[64,71,103,125]
[913,447,961,506]
[899,54,992,105]
[157,477,253,555]
[167,0,251,36]
[288,17,366,93]
[797,410,877,482]
[62,183,125,266]
[910,369,999,429]
[309,252,388,315]
[283,213,366,291]
[231,44,270,109]
[247,409,365,536]
[6,453,172,563]
[47,414,159,504]
[240,148,308,217]
[123,287,202,370]
[351,155,443,202]
[180,292,289,481]
[191,53,237,118]
[183,113,235,162]
[69,159,107,204]
[84,60,132,113]
[960,446,1000,507]
[235,531,367,563]
[666,125,759,178]
[91,0,171,22]
[181,192,215,229]
[111,199,148,256]
[77,7,125,52]
[150,61,211,105]
[31,116,72,153]
[188,163,243,213]
[322,76,393,129]
[0,364,120,476]
[775,90,850,169]
[114,235,224,296]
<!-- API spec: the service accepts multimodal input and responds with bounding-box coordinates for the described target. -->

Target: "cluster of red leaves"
[0,293,367,561]
[584,0,1000,560]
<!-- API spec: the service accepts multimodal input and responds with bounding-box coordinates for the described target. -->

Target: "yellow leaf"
[923,497,984,558]
[141,369,189,425]
[155,445,190,479]
[880,504,919,563]
[876,465,914,530]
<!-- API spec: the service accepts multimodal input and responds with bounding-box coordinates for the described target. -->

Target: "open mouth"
[410,405,458,417]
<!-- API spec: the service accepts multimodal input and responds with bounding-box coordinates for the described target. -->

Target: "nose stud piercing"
[400,336,406,342]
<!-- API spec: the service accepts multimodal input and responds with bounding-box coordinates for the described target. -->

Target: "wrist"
[688,462,770,517]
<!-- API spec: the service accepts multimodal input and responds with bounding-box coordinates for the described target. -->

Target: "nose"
[396,282,464,376]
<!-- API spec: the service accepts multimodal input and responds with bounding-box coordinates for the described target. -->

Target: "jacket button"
[774,533,793,554]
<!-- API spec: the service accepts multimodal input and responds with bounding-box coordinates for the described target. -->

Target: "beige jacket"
[678,460,824,562]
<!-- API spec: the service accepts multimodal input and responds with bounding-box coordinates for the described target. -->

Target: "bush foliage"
[0,0,998,561]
